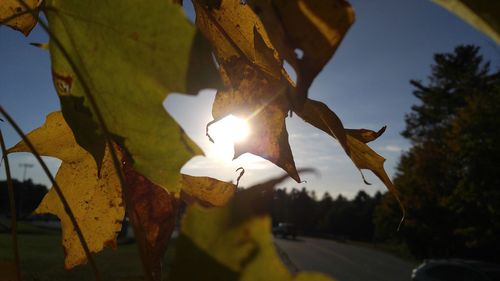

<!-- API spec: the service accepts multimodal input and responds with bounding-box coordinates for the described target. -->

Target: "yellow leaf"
[433,0,500,44]
[8,112,124,269]
[180,174,236,207]
[0,0,41,36]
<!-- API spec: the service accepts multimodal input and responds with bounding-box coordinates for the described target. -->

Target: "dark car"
[272,223,297,239]
[412,259,500,281]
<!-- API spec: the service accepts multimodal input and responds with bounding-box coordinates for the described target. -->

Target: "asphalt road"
[275,237,416,281]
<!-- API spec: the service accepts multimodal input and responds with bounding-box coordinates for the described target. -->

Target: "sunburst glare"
[208,115,250,160]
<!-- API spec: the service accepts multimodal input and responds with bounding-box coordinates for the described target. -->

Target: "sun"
[210,115,250,143]
[208,115,250,160]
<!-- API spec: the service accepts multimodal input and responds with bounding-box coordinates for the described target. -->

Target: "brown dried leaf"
[122,158,177,279]
[295,99,404,218]
[8,112,124,269]
[0,0,40,36]
[249,0,355,105]
[194,0,300,181]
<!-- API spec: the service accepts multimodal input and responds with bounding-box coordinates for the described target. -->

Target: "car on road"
[272,222,297,239]
[411,259,500,281]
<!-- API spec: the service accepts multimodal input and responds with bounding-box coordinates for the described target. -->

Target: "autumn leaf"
[8,112,124,269]
[168,174,335,281]
[0,0,41,36]
[180,174,236,207]
[433,0,500,44]
[122,156,177,280]
[295,99,405,221]
[248,0,355,106]
[45,0,220,193]
[194,0,300,181]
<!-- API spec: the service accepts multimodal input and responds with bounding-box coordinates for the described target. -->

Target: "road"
[275,237,416,281]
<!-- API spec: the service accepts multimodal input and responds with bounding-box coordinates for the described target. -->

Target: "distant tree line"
[0,179,47,218]
[271,188,382,241]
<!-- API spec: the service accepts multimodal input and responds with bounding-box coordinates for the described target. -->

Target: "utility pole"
[19,163,33,182]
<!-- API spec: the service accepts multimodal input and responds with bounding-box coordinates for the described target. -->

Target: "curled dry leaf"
[8,112,124,269]
[248,0,355,106]
[0,0,41,36]
[45,0,220,193]
[194,0,300,181]
[169,174,333,281]
[295,99,405,221]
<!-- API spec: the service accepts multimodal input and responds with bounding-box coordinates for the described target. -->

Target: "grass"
[0,220,177,281]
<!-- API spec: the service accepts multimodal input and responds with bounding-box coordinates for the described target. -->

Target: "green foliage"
[45,0,219,193]
[374,45,500,261]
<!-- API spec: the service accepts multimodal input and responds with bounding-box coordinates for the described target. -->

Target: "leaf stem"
[0,106,101,281]
[0,128,22,281]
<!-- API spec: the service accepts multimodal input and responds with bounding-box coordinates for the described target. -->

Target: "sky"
[1,0,498,199]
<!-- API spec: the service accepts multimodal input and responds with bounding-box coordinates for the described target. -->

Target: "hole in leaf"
[294,48,304,59]
[283,60,297,84]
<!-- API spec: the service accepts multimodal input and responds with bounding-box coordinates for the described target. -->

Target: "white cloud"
[380,144,404,152]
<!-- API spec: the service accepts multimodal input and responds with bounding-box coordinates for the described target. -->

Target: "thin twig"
[0,129,22,281]
[235,167,245,188]
[0,107,101,281]
[17,1,154,279]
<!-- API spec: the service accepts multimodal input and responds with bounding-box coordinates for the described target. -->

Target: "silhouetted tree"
[374,45,500,261]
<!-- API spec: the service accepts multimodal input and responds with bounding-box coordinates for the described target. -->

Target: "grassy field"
[0,219,176,281]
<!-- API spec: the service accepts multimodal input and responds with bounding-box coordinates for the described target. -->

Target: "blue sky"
[1,0,498,198]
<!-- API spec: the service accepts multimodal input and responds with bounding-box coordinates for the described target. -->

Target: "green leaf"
[168,174,336,281]
[45,0,221,193]
[433,0,500,44]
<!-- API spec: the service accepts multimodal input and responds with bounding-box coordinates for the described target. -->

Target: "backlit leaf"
[168,174,335,281]
[180,174,236,207]
[433,0,500,44]
[194,0,300,181]
[45,0,220,193]
[0,0,40,36]
[122,156,177,279]
[248,0,355,105]
[295,99,404,217]
[8,112,124,269]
